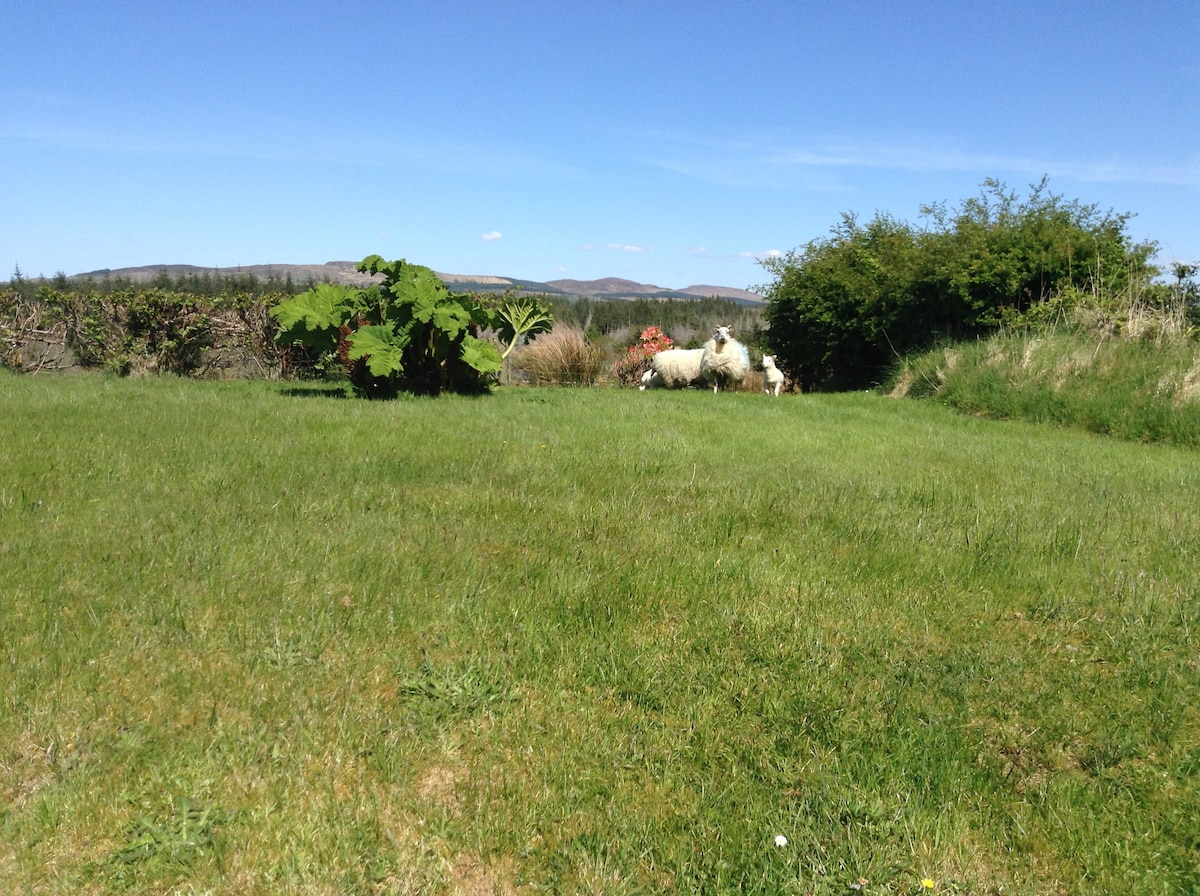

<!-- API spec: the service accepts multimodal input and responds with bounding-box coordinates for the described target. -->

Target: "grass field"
[891,330,1200,450]
[1,373,1198,895]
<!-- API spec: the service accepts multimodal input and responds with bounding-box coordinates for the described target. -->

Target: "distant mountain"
[546,276,666,296]
[75,261,384,288]
[74,262,765,305]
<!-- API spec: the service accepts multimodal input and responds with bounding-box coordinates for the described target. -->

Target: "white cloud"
[605,243,652,253]
[740,249,782,260]
[481,231,503,241]
[767,141,1200,185]
[635,129,1200,189]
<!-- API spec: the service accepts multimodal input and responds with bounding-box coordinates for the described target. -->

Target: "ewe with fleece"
[762,354,785,397]
[640,347,705,390]
[699,326,750,393]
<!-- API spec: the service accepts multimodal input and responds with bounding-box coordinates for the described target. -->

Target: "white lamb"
[699,326,750,393]
[762,354,785,397]
[640,347,705,390]
[639,368,663,390]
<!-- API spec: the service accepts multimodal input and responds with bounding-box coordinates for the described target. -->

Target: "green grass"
[1,372,1198,894]
[891,331,1200,448]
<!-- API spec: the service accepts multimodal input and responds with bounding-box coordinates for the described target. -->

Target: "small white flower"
[774,834,788,847]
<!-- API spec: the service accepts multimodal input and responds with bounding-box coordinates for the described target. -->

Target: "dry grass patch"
[2,728,57,810]
[511,325,609,386]
[1176,355,1200,405]
[447,854,519,896]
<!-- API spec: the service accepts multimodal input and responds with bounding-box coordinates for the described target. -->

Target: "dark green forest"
[545,295,764,346]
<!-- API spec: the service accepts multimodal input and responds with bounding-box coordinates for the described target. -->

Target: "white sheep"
[641,347,705,390]
[762,354,785,397]
[699,326,750,393]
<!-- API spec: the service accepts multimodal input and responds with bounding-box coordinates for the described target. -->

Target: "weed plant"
[1,373,1197,894]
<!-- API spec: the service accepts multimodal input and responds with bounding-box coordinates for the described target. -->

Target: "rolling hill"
[74,262,765,305]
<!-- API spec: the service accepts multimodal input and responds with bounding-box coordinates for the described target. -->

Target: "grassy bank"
[1,374,1198,894]
[890,330,1200,448]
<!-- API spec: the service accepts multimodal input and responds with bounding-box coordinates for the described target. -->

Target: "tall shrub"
[762,213,919,392]
[762,179,1158,391]
[915,178,1155,330]
[270,256,503,397]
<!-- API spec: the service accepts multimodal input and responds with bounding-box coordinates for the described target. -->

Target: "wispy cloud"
[634,129,1200,188]
[1,117,589,180]
[765,140,1200,186]
[604,243,652,253]
[481,231,503,241]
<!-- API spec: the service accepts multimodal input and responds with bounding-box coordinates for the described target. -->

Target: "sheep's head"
[712,326,731,344]
[762,354,775,368]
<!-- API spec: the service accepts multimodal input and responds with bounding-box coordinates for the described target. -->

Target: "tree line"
[4,265,764,352]
[544,295,764,348]
[4,265,319,301]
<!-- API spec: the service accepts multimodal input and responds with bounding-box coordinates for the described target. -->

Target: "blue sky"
[3,1,1197,292]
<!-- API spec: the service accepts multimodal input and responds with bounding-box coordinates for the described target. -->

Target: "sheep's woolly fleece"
[700,327,750,393]
[641,347,705,389]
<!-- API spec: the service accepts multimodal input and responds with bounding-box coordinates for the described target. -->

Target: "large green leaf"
[269,284,358,353]
[346,325,405,377]
[380,261,444,305]
[431,301,472,339]
[460,334,503,375]
[357,254,388,276]
[494,298,555,359]
[409,291,440,325]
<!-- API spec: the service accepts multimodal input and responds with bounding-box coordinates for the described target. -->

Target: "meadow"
[1,373,1197,895]
[891,329,1200,449]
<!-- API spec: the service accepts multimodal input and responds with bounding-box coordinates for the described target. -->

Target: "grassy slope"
[891,331,1200,448]
[1,373,1197,894]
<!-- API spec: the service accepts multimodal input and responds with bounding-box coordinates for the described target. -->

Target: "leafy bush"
[270,256,503,397]
[762,178,1158,391]
[609,325,675,386]
[762,212,919,392]
[1002,269,1196,344]
[1,286,281,376]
